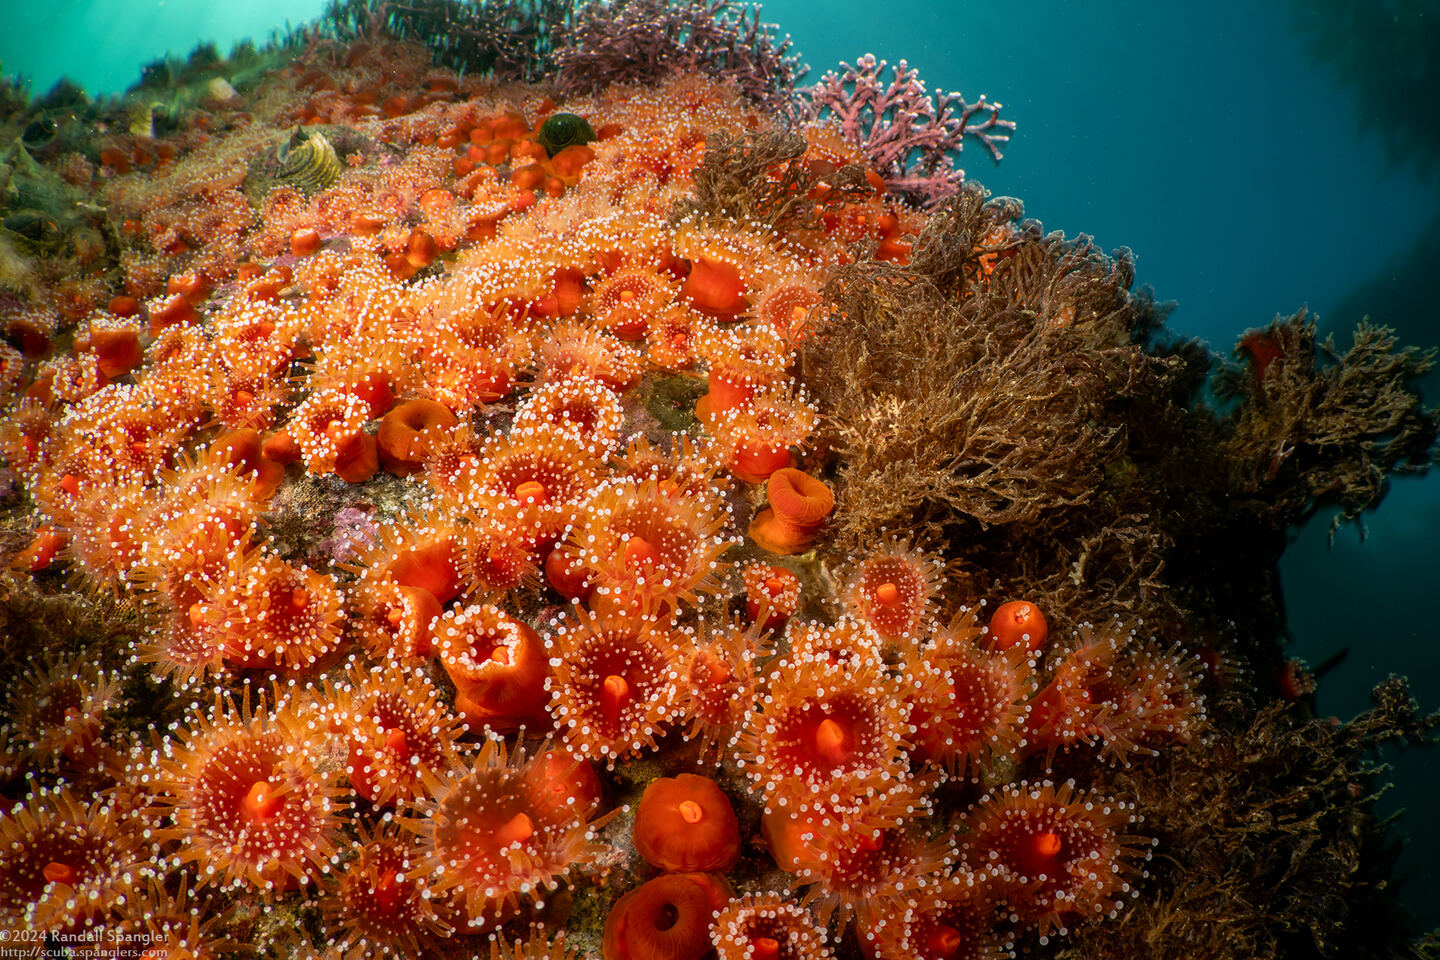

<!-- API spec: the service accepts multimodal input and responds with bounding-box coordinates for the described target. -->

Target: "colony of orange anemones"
[0,27,1211,960]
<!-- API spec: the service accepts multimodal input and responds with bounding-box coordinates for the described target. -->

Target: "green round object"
[537,113,596,157]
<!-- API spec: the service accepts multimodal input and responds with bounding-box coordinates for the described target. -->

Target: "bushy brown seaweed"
[803,192,1185,625]
[1221,313,1439,536]
[802,189,1438,644]
[673,129,871,234]
[1069,677,1439,960]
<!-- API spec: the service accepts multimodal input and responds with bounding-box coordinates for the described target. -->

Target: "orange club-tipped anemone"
[694,325,789,420]
[288,387,377,481]
[349,578,444,663]
[543,606,682,763]
[6,652,124,771]
[711,893,834,960]
[521,746,604,820]
[133,603,229,691]
[537,321,643,392]
[73,314,145,379]
[673,221,787,319]
[421,422,489,498]
[986,600,1049,653]
[203,366,293,433]
[512,375,625,450]
[760,777,929,877]
[737,651,911,814]
[753,276,823,344]
[0,787,155,932]
[791,799,961,934]
[128,452,264,621]
[683,255,749,315]
[1018,622,1204,763]
[568,476,734,615]
[141,687,348,892]
[544,542,594,601]
[402,737,614,928]
[114,873,240,960]
[644,304,713,370]
[322,823,452,960]
[748,468,833,555]
[418,334,520,412]
[490,927,589,960]
[434,603,550,732]
[588,267,679,340]
[456,511,542,598]
[712,387,818,483]
[672,615,767,759]
[11,524,67,573]
[326,660,466,806]
[742,562,801,631]
[612,432,723,501]
[451,425,604,546]
[191,548,346,672]
[349,516,466,605]
[1102,641,1208,753]
[0,395,52,471]
[377,398,458,475]
[452,509,538,601]
[54,471,154,592]
[633,774,742,872]
[782,618,886,674]
[858,878,1007,960]
[603,872,734,960]
[842,539,944,643]
[1031,630,1208,762]
[53,381,203,481]
[959,779,1153,942]
[902,608,1035,778]
[209,428,287,500]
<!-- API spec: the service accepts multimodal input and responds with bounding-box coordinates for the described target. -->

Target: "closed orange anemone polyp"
[209,428,286,500]
[749,468,833,555]
[986,599,1049,653]
[377,398,458,475]
[523,746,604,819]
[766,468,834,525]
[434,603,550,732]
[684,256,748,316]
[633,774,741,872]
[356,522,466,604]
[603,872,733,960]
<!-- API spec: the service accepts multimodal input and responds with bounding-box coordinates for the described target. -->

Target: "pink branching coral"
[806,54,1015,206]
[557,0,805,112]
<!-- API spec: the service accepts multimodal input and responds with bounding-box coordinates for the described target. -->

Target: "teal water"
[4,0,1437,928]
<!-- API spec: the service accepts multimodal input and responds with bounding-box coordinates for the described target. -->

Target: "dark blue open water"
[4,0,1437,928]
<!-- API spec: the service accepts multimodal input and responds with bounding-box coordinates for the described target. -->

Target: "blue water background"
[4,0,1437,928]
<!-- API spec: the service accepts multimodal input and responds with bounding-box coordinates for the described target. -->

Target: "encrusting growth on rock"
[0,2,1436,958]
